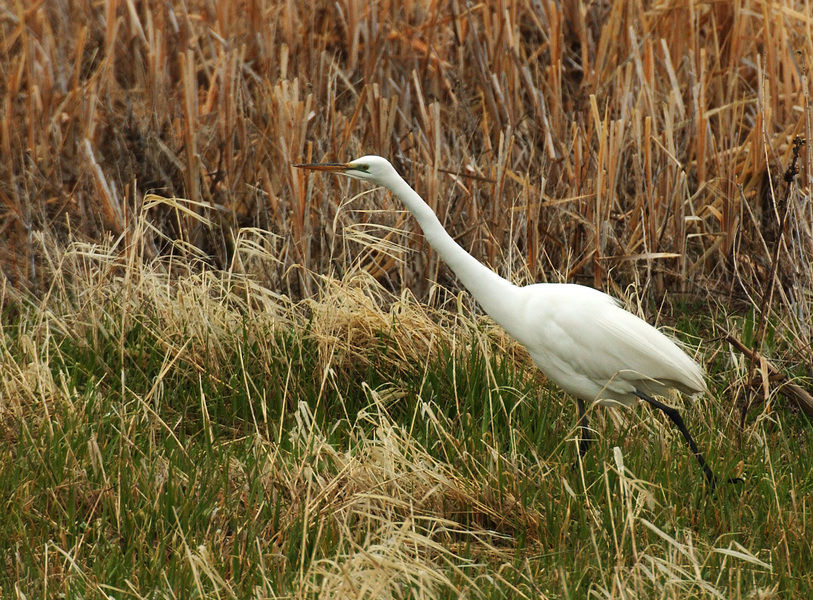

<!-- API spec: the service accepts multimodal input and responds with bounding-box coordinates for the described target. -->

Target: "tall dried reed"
[2,0,811,349]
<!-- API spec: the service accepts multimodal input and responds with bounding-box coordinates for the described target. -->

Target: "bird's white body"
[296,155,707,405]
[509,283,705,406]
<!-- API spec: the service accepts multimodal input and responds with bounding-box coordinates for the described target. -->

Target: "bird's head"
[294,155,396,184]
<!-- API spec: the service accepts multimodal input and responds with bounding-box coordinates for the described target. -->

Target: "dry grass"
[2,1,811,303]
[3,0,812,394]
[1,0,812,597]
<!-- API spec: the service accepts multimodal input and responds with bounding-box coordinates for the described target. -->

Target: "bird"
[295,155,737,489]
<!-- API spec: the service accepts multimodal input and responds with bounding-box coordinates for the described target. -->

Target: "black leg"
[577,397,594,458]
[634,390,742,490]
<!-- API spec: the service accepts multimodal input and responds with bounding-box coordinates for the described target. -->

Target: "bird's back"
[506,284,706,406]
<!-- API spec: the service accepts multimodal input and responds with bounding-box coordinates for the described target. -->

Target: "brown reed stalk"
[0,0,809,329]
[739,136,805,426]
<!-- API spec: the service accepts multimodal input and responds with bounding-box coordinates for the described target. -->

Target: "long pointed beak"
[294,162,351,172]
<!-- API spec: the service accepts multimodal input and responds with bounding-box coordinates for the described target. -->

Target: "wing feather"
[516,284,706,403]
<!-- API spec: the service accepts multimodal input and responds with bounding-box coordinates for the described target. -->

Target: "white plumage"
[514,283,706,406]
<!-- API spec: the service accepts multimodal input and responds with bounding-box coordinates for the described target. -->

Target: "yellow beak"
[293,162,351,172]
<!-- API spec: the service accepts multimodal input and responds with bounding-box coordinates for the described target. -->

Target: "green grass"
[0,240,807,599]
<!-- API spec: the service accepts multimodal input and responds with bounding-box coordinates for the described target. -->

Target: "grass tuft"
[0,203,806,597]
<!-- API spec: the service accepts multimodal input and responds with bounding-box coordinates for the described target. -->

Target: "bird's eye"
[355,164,369,172]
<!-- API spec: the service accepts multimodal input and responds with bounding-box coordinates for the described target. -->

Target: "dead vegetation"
[1,1,810,304]
[3,0,811,417]
[1,1,812,597]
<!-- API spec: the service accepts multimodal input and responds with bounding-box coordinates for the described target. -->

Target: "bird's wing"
[519,285,705,402]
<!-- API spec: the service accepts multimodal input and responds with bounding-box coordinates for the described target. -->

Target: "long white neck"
[382,170,524,334]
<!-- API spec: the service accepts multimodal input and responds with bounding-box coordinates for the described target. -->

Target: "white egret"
[295,155,738,489]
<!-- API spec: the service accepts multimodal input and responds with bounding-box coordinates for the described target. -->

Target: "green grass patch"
[1,248,808,599]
